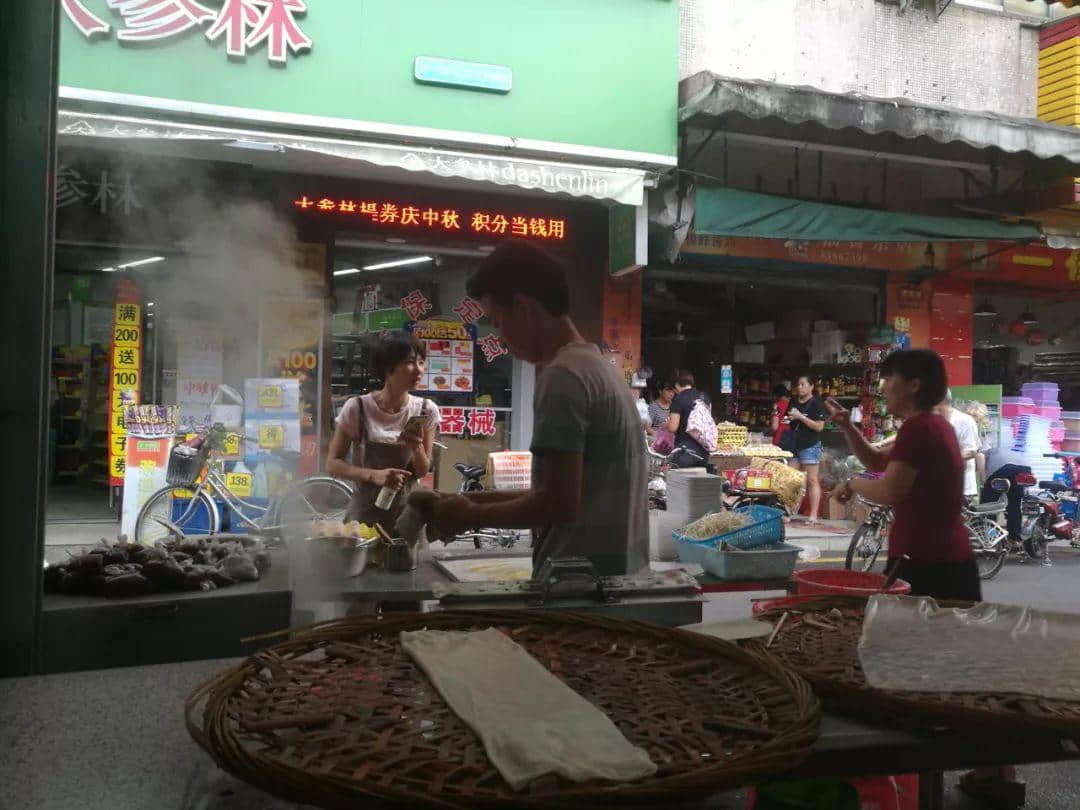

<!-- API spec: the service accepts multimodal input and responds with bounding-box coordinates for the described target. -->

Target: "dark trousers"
[887,557,982,602]
[983,463,1031,540]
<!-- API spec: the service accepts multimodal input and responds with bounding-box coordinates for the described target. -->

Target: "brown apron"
[345,397,427,543]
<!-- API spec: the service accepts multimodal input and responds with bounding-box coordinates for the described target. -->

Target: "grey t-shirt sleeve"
[531,366,588,455]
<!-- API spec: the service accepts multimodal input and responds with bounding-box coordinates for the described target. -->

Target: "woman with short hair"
[326,333,439,528]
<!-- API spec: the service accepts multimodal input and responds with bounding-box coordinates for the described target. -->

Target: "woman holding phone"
[326,333,440,530]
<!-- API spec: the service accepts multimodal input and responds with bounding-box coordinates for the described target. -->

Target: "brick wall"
[680,0,1039,117]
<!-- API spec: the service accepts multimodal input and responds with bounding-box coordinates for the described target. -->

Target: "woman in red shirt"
[770,383,791,447]
[829,349,980,602]
[829,350,1026,805]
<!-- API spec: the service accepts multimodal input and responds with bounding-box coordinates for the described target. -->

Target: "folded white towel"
[400,627,657,790]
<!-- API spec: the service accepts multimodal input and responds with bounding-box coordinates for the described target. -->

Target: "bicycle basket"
[166,444,209,487]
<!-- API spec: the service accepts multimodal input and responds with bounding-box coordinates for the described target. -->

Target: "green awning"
[694,187,1040,242]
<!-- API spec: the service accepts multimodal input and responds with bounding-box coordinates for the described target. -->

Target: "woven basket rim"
[187,609,821,810]
[752,594,1080,735]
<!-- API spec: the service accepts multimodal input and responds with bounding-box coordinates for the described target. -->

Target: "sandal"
[958,770,1026,807]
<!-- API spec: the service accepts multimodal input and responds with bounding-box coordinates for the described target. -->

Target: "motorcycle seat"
[1039,481,1069,493]
[969,500,1007,514]
[454,463,486,481]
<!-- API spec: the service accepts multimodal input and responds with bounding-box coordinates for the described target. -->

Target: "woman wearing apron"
[326,333,440,560]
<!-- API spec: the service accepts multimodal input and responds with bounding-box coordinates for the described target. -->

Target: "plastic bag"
[859,595,1080,700]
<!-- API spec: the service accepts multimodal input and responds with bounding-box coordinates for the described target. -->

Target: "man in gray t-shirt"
[430,242,649,576]
[529,343,649,575]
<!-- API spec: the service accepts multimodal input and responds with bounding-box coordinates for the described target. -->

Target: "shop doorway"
[47,243,166,552]
[641,266,882,438]
[329,237,520,493]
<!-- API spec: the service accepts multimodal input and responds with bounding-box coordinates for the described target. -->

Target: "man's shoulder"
[546,342,604,371]
[542,344,621,389]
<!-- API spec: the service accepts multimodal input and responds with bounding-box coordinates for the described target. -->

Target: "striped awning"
[680,73,1080,176]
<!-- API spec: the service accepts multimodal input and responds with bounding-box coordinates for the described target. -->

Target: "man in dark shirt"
[666,371,709,467]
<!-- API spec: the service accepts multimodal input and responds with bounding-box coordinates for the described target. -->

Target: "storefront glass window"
[329,241,514,495]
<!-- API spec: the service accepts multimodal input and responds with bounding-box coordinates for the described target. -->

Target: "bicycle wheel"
[1023,515,1050,560]
[967,515,1007,580]
[845,520,886,572]
[134,486,220,546]
[271,476,354,541]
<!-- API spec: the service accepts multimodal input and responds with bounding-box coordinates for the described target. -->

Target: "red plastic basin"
[793,568,911,597]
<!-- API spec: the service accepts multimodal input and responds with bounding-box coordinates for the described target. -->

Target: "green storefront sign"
[59,0,677,160]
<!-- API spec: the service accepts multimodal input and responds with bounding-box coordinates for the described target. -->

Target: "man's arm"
[465,490,528,504]
[472,453,582,527]
[441,365,585,529]
[434,453,582,529]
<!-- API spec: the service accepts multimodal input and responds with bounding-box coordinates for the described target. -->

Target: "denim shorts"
[796,443,823,465]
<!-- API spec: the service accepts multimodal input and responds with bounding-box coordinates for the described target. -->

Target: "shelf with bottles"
[51,347,92,481]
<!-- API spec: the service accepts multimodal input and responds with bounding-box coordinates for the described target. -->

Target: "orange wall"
[885,277,932,349]
[600,270,643,383]
[885,275,974,386]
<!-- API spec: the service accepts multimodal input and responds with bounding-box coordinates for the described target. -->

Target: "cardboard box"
[487,451,532,491]
[777,309,816,339]
[766,337,810,368]
[744,321,776,344]
[826,494,849,521]
[810,330,847,365]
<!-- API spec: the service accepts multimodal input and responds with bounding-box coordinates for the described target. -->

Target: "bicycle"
[844,498,893,572]
[646,444,707,510]
[433,441,522,550]
[133,431,353,547]
[842,478,1011,579]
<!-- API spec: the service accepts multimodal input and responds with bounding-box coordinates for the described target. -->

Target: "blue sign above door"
[414,56,512,93]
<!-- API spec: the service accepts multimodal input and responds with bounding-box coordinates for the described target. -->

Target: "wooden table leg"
[919,770,945,810]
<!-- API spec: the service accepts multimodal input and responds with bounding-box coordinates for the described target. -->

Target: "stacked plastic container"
[1063,410,1080,453]
[1002,396,1036,420]
[1007,382,1066,481]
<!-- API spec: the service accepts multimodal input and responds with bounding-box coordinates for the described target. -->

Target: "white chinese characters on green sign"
[61,0,312,65]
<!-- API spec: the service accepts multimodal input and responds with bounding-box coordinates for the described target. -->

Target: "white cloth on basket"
[400,627,657,790]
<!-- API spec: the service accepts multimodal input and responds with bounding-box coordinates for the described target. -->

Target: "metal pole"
[0,0,59,675]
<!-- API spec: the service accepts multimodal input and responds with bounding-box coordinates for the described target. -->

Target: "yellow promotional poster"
[108,282,142,485]
[258,384,284,409]
[259,297,323,474]
[259,423,285,449]
[224,432,242,458]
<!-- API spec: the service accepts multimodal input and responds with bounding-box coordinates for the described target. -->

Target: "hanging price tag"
[225,472,254,497]
[258,385,284,409]
[224,432,241,456]
[258,423,285,449]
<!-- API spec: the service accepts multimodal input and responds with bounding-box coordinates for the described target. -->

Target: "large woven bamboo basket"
[751,595,1080,735]
[186,610,820,809]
